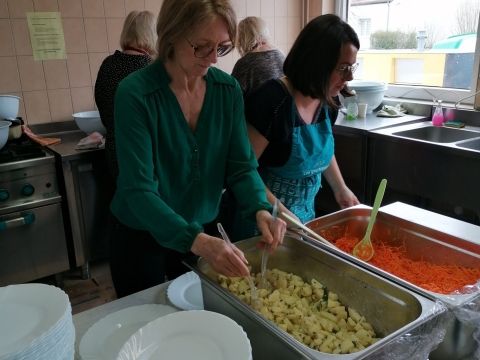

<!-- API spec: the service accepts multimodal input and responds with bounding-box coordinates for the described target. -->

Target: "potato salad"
[218,268,380,354]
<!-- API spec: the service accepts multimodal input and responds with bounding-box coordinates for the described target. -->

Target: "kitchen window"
[336,0,480,106]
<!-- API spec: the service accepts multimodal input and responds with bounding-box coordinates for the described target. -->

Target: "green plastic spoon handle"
[365,178,387,239]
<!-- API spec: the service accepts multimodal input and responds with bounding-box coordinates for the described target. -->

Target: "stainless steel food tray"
[305,206,480,308]
[186,235,442,360]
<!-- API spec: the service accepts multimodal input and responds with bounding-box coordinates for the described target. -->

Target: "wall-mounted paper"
[27,12,66,61]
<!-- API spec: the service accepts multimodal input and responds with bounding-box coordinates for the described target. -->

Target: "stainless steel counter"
[334,111,427,132]
[46,130,110,278]
[380,201,480,244]
[47,130,102,160]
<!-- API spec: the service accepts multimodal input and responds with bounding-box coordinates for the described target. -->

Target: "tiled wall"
[0,0,304,125]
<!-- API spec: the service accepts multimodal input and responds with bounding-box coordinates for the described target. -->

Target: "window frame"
[335,0,480,106]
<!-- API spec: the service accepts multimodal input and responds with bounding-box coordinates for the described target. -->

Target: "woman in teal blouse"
[109,0,285,298]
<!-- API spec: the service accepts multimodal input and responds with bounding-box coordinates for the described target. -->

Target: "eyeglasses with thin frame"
[186,38,234,58]
[336,63,359,77]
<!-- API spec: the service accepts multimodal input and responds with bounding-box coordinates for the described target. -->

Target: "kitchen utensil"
[259,198,279,289]
[281,211,333,247]
[340,80,387,113]
[352,178,387,261]
[0,120,11,150]
[0,95,20,120]
[217,223,259,308]
[7,117,24,140]
[73,110,106,135]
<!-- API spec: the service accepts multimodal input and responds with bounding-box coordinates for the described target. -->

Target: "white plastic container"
[0,95,21,120]
[0,120,11,150]
[340,81,387,113]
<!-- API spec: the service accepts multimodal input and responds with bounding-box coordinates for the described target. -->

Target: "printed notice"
[27,12,66,61]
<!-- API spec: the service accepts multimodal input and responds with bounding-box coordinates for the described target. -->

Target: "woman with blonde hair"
[95,10,157,182]
[232,16,285,96]
[109,0,286,297]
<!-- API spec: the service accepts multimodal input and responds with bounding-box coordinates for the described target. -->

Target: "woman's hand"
[191,233,250,277]
[334,185,360,209]
[256,209,286,251]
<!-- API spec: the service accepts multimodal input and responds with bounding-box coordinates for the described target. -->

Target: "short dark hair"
[283,14,359,106]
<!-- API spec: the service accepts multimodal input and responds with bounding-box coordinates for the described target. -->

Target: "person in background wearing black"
[231,16,285,97]
[94,10,157,187]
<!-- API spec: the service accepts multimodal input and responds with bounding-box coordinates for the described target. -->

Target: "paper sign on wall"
[27,12,66,61]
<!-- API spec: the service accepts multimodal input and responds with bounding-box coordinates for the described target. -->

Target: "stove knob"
[21,184,35,197]
[0,189,9,201]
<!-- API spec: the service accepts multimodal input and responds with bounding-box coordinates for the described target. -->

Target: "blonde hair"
[237,16,270,56]
[156,0,237,61]
[120,11,157,55]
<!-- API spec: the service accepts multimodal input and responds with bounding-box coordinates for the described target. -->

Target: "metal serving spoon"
[259,198,279,289]
[352,178,387,262]
[217,223,260,308]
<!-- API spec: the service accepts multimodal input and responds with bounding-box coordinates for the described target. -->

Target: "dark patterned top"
[245,79,339,167]
[94,50,151,181]
[231,49,285,97]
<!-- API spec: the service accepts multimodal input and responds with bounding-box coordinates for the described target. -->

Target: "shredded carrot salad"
[333,235,480,294]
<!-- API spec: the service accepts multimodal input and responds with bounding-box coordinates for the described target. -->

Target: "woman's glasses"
[186,38,234,58]
[336,63,359,78]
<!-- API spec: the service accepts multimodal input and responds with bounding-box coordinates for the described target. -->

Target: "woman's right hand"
[190,233,250,277]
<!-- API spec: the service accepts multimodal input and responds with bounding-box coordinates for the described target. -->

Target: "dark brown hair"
[283,14,360,107]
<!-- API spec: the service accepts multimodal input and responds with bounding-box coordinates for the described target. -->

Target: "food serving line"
[72,202,480,360]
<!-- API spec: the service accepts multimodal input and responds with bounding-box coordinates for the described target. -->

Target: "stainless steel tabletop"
[46,130,102,160]
[334,111,427,132]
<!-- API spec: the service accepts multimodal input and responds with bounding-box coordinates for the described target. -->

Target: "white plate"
[0,284,69,357]
[167,271,204,310]
[117,310,252,360]
[79,304,177,360]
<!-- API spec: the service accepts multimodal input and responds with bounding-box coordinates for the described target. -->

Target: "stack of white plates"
[0,283,75,360]
[117,310,252,360]
[79,304,177,360]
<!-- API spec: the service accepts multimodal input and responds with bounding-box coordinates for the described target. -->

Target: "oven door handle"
[0,212,36,231]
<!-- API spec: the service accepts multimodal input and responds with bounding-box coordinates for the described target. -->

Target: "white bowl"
[0,120,11,150]
[73,111,106,135]
[340,81,387,113]
[0,95,20,120]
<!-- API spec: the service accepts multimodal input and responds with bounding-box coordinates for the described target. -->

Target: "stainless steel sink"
[393,126,480,143]
[456,137,480,150]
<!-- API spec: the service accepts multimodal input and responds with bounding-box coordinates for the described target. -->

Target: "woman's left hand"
[256,209,286,251]
[334,185,360,209]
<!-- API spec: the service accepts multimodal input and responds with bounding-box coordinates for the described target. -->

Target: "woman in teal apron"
[231,14,360,240]
[260,101,334,224]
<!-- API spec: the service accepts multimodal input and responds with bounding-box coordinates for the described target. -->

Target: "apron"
[260,102,334,223]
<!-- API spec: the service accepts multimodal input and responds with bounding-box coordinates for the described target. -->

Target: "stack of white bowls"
[0,284,75,360]
[340,80,387,114]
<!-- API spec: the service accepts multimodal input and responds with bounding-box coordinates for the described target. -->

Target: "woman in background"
[109,0,285,298]
[231,16,285,97]
[95,10,156,184]
[232,14,360,239]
